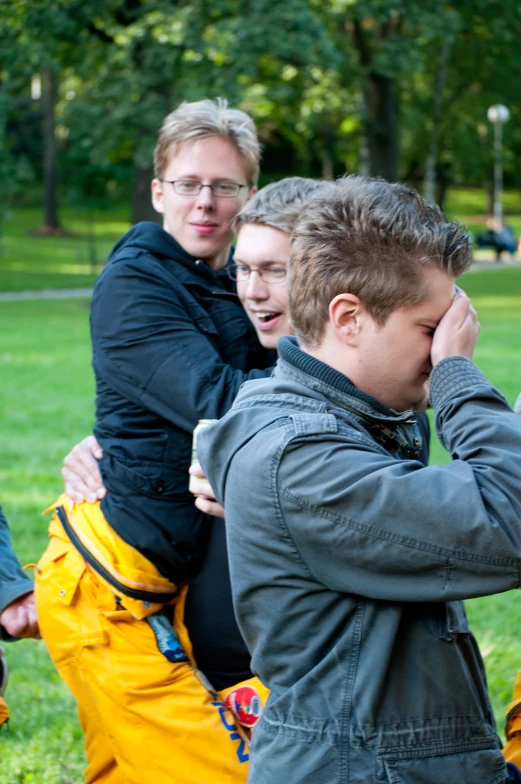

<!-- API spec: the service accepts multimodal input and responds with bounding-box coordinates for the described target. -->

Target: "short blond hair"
[290,175,473,347]
[154,98,260,185]
[234,177,327,235]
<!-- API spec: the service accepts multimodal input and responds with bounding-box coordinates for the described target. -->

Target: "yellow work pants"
[35,503,258,784]
[0,695,8,728]
[504,669,521,770]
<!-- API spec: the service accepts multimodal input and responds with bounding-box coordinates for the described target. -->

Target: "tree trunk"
[435,161,451,213]
[359,89,370,176]
[42,68,60,230]
[351,16,401,182]
[131,162,161,225]
[423,35,453,204]
[129,32,175,225]
[321,125,336,180]
[366,73,399,182]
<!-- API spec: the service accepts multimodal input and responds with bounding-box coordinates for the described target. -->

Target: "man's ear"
[242,185,257,208]
[329,293,364,345]
[151,179,165,215]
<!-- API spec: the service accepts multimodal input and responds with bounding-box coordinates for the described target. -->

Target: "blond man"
[35,99,272,784]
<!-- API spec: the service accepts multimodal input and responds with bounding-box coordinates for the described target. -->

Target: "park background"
[2,1,521,781]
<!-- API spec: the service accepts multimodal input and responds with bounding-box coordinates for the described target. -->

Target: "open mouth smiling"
[253,311,282,327]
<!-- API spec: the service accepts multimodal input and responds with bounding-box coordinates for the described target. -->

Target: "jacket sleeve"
[276,357,521,603]
[91,259,271,432]
[0,505,33,641]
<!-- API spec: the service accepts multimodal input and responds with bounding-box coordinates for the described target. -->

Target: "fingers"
[86,435,103,460]
[0,592,41,640]
[21,592,40,638]
[194,495,226,519]
[14,603,40,639]
[445,291,471,325]
[431,293,480,366]
[189,462,224,516]
[188,461,205,479]
[189,476,215,499]
[62,436,106,503]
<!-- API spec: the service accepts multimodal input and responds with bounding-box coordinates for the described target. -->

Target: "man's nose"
[195,184,216,208]
[246,271,269,299]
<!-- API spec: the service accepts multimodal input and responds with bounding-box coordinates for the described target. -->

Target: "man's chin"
[412,386,431,412]
[257,334,279,351]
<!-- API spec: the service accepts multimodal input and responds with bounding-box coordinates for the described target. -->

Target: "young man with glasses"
[35,98,274,784]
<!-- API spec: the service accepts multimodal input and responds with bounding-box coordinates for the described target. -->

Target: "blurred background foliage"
[1,0,521,233]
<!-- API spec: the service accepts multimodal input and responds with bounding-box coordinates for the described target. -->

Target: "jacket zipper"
[331,402,418,455]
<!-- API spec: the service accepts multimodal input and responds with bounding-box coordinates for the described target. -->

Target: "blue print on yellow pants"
[211,691,249,764]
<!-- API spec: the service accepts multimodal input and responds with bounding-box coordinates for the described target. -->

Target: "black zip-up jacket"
[91,222,274,584]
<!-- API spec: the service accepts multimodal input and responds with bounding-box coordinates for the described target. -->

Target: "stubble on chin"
[412,384,431,412]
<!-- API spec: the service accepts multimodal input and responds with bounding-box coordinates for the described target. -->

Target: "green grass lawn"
[1,299,93,782]
[0,205,131,292]
[445,186,521,220]
[1,232,521,779]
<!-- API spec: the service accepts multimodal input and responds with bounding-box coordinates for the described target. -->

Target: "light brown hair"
[234,177,326,235]
[154,98,260,185]
[289,175,473,346]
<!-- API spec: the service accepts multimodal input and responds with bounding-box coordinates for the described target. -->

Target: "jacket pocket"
[382,748,506,784]
[104,455,181,499]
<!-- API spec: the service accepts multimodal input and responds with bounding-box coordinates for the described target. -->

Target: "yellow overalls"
[35,495,267,784]
[504,670,521,770]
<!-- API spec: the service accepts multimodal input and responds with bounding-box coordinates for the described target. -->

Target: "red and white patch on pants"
[224,685,262,728]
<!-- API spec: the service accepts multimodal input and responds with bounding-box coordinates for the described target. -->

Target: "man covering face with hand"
[198,175,521,784]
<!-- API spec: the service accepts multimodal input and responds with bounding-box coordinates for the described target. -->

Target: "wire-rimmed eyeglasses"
[226,263,287,284]
[159,179,248,198]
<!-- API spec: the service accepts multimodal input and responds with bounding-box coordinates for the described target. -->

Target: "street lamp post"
[487,104,510,231]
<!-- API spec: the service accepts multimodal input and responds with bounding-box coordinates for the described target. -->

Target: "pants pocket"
[36,535,86,603]
[382,748,506,784]
[35,535,89,668]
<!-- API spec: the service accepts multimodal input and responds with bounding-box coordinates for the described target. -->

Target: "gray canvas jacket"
[198,335,521,784]
[0,504,33,641]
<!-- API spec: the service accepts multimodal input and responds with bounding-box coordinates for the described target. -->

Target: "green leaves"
[2,0,521,215]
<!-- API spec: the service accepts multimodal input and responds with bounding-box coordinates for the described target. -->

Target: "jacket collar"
[108,221,235,289]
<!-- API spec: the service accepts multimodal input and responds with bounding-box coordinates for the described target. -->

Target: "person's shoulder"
[240,403,376,473]
[96,242,176,292]
[105,222,179,268]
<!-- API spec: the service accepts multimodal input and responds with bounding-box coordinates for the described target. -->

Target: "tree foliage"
[2,0,521,223]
